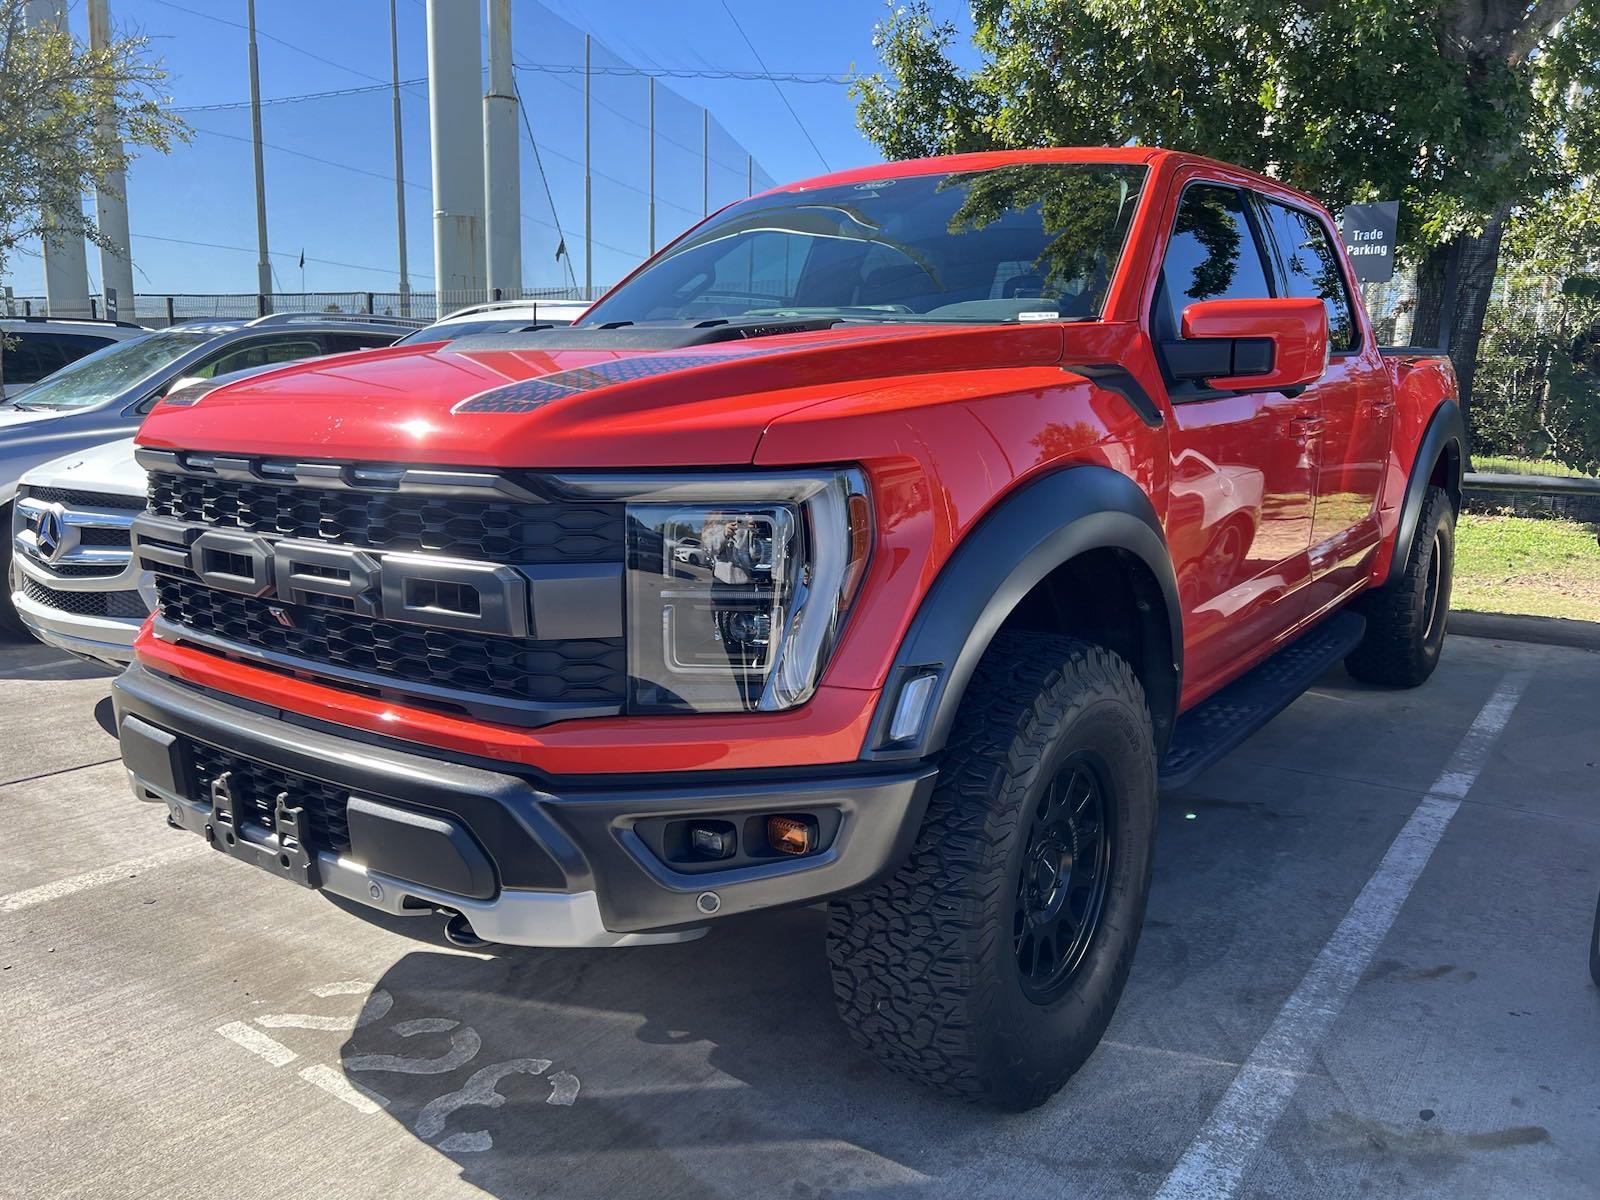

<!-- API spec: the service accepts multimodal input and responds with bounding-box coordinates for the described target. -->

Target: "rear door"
[1252,196,1393,608]
[1152,181,1319,701]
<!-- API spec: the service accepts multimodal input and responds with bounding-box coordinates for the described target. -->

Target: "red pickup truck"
[115,147,1462,1109]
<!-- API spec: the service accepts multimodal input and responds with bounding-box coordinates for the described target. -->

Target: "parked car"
[392,299,590,346]
[0,314,418,633]
[113,148,1464,1109]
[1,316,146,398]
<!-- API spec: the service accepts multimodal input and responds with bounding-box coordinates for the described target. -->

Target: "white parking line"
[216,1021,298,1067]
[298,1064,391,1114]
[0,841,207,913]
[1154,663,1536,1200]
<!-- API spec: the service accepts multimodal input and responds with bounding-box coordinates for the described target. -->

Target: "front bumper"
[112,663,936,947]
[13,583,141,668]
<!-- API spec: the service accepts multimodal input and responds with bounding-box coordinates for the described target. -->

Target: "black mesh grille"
[29,561,125,578]
[22,485,145,511]
[78,526,132,547]
[189,740,351,854]
[146,471,623,562]
[22,576,145,617]
[155,577,624,704]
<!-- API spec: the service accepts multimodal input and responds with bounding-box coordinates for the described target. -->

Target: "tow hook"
[441,910,490,949]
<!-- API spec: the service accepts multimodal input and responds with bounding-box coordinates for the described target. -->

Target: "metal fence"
[2,286,603,327]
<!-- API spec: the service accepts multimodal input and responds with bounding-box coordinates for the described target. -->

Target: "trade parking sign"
[1341,202,1399,284]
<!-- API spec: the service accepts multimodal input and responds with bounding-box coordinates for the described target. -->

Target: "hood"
[19,435,142,496]
[135,323,1067,468]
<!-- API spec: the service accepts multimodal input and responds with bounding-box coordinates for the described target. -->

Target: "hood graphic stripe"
[450,331,906,415]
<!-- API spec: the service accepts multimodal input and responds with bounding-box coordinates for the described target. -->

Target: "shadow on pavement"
[341,907,987,1199]
[0,634,116,681]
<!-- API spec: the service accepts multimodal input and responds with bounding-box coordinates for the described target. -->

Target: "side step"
[1159,610,1367,790]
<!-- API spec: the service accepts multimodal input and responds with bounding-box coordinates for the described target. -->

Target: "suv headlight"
[618,469,871,713]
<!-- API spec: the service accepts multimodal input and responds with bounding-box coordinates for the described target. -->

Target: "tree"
[852,0,1596,434]
[0,0,185,283]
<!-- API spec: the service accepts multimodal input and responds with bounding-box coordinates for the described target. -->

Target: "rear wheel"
[826,631,1158,1109]
[1345,484,1455,687]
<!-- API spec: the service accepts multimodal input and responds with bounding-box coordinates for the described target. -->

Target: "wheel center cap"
[1027,840,1073,916]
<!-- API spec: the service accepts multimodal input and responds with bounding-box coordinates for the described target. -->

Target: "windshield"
[7,330,211,409]
[584,162,1147,327]
[394,316,573,346]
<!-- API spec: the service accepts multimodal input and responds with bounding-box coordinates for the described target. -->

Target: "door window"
[321,331,401,355]
[1256,200,1358,351]
[189,337,323,380]
[1155,185,1273,340]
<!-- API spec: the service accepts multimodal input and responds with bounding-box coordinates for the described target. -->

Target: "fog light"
[689,823,735,859]
[767,815,816,856]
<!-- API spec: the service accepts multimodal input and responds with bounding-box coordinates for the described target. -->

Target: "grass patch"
[1454,512,1600,622]
[1471,454,1596,479]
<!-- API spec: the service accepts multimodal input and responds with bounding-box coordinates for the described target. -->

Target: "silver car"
[0,314,418,634]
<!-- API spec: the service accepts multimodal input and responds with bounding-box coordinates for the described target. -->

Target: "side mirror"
[1166,297,1329,392]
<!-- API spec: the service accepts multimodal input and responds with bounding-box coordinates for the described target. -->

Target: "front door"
[1153,182,1319,703]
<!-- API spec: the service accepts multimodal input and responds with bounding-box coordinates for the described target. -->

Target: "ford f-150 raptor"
[113,148,1463,1109]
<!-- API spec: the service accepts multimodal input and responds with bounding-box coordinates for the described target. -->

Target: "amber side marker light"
[767,815,816,856]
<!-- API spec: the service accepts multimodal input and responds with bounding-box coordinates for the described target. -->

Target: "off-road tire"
[0,507,26,636]
[826,631,1158,1110]
[1345,485,1455,687]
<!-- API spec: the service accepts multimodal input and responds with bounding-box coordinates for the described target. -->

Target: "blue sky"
[3,0,977,300]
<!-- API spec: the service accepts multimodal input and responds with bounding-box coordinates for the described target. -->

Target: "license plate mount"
[205,770,321,889]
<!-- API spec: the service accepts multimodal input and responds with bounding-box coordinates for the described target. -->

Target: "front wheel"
[0,506,27,636]
[826,631,1158,1109]
[1345,484,1455,687]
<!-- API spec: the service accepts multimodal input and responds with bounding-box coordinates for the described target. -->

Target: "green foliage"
[1471,180,1600,475]
[0,0,186,277]
[852,0,1588,257]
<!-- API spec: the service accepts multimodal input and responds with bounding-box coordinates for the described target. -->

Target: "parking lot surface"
[1,631,1597,1200]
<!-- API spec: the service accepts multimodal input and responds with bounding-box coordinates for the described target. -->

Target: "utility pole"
[702,107,709,217]
[25,0,92,315]
[426,0,486,303]
[583,34,592,301]
[388,0,409,314]
[246,0,272,298]
[483,0,520,298]
[87,0,134,321]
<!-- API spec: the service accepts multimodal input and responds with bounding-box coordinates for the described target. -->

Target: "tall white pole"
[246,0,272,298]
[483,0,520,298]
[26,0,92,316]
[87,0,134,321]
[389,0,410,314]
[583,34,592,301]
[647,75,655,255]
[426,0,485,306]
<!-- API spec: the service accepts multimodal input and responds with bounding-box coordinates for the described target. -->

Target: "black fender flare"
[860,465,1182,762]
[1385,399,1465,587]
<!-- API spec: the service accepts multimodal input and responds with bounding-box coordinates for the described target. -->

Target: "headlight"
[621,469,871,713]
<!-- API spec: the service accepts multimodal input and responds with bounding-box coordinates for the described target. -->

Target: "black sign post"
[1341,202,1399,285]
[104,286,118,322]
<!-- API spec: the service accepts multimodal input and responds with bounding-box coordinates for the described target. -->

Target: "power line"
[174,79,424,113]
[719,0,831,172]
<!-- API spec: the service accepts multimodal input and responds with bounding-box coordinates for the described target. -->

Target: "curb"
[1449,609,1600,651]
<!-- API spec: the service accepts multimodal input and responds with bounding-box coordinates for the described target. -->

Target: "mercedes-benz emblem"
[34,505,66,563]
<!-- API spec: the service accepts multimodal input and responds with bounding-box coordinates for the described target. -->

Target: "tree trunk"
[1409,241,1454,349]
[1444,202,1512,465]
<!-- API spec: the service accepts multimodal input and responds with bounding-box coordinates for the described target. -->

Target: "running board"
[1159,610,1367,790]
